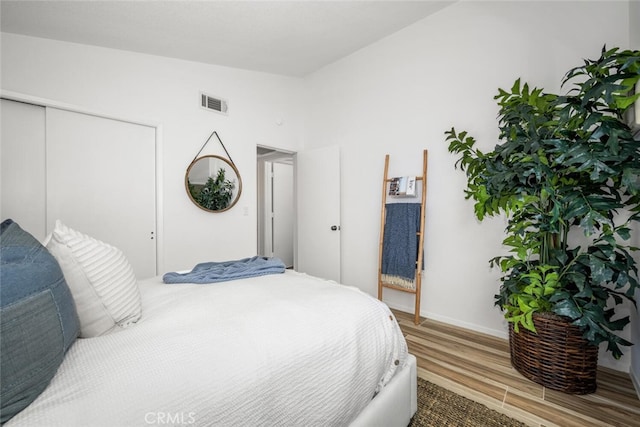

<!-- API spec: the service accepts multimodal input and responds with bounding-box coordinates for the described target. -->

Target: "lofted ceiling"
[0,0,454,77]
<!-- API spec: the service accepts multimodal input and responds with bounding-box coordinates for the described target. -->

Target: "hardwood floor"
[392,310,640,427]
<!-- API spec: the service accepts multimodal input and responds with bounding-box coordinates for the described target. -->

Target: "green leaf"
[615,91,640,109]
[511,78,521,94]
[553,299,581,320]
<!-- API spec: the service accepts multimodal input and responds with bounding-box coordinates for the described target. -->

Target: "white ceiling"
[0,0,455,77]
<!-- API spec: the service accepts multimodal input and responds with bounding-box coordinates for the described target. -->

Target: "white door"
[0,99,47,240]
[46,108,157,278]
[295,146,341,282]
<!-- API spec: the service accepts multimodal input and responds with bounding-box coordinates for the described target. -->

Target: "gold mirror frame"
[185,155,243,213]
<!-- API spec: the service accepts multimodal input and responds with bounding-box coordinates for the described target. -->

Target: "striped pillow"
[45,220,141,337]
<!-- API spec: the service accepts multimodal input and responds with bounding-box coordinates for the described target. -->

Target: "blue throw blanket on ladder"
[381,203,423,290]
[163,256,286,284]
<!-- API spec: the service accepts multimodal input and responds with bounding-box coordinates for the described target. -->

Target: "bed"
[0,219,417,426]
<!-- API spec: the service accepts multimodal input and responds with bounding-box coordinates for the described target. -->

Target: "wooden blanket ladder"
[378,150,428,325]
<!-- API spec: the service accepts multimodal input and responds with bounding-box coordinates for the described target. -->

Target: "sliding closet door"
[0,99,47,240]
[46,108,157,278]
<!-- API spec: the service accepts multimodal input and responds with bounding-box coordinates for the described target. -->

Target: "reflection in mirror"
[185,155,242,212]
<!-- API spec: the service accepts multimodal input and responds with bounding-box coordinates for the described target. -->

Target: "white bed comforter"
[8,271,408,427]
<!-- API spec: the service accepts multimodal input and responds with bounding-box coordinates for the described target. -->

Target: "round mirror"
[185,155,242,212]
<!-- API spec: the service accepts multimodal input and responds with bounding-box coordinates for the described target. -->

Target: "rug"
[409,378,526,427]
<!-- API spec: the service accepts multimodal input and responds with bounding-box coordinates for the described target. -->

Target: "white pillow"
[45,220,142,337]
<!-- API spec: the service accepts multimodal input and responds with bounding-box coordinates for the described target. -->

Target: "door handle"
[331,225,340,231]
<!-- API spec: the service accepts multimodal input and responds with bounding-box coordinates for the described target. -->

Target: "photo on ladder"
[388,176,417,198]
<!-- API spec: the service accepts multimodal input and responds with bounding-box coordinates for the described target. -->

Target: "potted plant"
[445,46,640,393]
[188,167,235,211]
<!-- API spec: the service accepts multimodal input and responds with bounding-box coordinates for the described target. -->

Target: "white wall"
[631,0,640,50]
[303,0,633,371]
[1,33,305,272]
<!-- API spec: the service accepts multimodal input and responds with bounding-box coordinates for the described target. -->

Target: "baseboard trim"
[384,301,507,340]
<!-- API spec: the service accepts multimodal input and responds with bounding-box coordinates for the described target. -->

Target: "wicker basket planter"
[509,312,598,394]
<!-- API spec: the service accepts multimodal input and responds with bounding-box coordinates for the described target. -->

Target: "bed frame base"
[349,354,417,427]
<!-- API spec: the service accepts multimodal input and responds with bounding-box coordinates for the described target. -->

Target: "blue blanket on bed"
[163,256,286,284]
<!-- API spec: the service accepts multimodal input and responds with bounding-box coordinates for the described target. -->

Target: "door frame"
[256,145,342,281]
[0,90,164,275]
[256,145,295,265]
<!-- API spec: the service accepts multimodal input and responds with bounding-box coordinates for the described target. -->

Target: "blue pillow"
[0,219,80,424]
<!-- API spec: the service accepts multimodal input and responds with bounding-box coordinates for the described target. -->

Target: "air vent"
[200,93,228,114]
